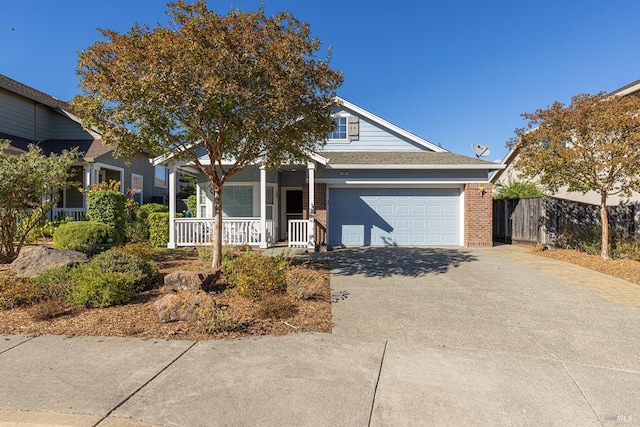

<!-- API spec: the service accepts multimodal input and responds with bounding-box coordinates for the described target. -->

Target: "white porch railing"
[175,217,274,247]
[51,208,86,221]
[288,219,309,247]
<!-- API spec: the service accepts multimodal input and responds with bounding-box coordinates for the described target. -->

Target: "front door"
[282,189,303,240]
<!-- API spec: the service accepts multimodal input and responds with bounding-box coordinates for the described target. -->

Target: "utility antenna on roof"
[471,143,491,158]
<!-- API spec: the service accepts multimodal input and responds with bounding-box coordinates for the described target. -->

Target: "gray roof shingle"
[318,151,500,167]
[0,74,72,111]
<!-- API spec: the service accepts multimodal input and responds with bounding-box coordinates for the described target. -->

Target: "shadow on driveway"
[329,247,478,278]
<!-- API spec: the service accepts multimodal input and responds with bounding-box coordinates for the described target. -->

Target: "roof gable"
[331,97,447,153]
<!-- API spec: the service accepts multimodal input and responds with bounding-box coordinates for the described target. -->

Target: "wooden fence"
[493,196,636,245]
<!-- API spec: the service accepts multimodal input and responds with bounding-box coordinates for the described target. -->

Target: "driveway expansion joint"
[93,340,197,427]
[368,339,388,427]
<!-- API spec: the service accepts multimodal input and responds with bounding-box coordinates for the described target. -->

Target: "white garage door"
[328,188,460,247]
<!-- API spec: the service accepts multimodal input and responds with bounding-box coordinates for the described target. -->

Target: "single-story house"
[491,78,640,206]
[158,97,504,249]
[0,73,166,218]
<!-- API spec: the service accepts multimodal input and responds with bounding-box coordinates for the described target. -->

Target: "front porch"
[166,162,323,250]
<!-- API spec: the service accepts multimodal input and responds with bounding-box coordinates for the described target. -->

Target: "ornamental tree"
[0,141,79,262]
[74,1,343,268]
[509,92,640,260]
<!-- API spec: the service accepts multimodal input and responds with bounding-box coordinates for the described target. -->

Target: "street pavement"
[1,245,639,426]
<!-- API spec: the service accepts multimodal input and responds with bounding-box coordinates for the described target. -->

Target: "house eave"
[326,163,506,170]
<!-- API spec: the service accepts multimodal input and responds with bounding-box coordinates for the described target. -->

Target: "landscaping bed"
[0,248,332,341]
[533,246,640,286]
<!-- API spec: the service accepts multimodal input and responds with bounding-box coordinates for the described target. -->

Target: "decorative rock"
[163,269,221,293]
[10,246,89,278]
[154,290,217,323]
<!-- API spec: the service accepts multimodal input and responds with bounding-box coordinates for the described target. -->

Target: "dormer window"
[328,116,348,140]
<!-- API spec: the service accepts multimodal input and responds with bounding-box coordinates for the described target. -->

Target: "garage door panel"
[328,188,460,247]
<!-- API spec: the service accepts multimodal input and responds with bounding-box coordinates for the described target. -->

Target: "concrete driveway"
[330,245,640,426]
[0,245,639,426]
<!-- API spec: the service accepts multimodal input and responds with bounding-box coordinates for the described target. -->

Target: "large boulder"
[154,290,217,323]
[10,246,89,278]
[163,269,221,293]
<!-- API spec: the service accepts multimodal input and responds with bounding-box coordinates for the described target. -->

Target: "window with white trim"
[154,166,167,188]
[266,186,274,220]
[131,174,143,205]
[328,116,347,140]
[198,185,207,217]
[222,186,253,217]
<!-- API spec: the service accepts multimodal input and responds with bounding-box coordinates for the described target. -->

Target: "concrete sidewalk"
[0,245,639,426]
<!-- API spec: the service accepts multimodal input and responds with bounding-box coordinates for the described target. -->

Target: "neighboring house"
[0,74,166,219]
[158,97,504,249]
[491,79,640,206]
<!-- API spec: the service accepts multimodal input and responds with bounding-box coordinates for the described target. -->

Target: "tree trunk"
[212,186,224,269]
[600,193,610,261]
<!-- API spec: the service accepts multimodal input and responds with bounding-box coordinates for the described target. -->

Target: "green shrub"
[66,265,135,307]
[52,221,115,255]
[124,220,149,243]
[227,251,287,298]
[115,242,156,262]
[140,203,168,216]
[612,237,640,261]
[32,217,74,239]
[90,248,160,292]
[86,190,127,243]
[148,212,170,248]
[559,225,603,256]
[148,212,183,248]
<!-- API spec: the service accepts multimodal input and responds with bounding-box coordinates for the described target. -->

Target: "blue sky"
[2,1,640,162]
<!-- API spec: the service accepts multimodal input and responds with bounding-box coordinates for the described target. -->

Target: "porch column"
[259,166,268,249]
[307,161,316,250]
[168,166,177,248]
[83,165,93,209]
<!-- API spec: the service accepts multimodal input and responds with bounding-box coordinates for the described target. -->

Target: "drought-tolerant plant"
[286,265,325,300]
[558,225,604,256]
[255,296,297,320]
[66,265,135,308]
[227,251,287,298]
[0,273,42,310]
[53,221,115,255]
[90,247,160,292]
[612,237,640,261]
[195,305,247,333]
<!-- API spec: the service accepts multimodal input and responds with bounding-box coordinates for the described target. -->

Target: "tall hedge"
[86,190,127,244]
[148,212,183,247]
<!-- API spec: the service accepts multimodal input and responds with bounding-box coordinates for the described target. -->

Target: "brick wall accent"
[464,183,493,247]
[302,183,327,245]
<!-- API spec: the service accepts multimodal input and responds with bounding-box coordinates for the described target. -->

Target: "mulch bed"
[0,248,332,341]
